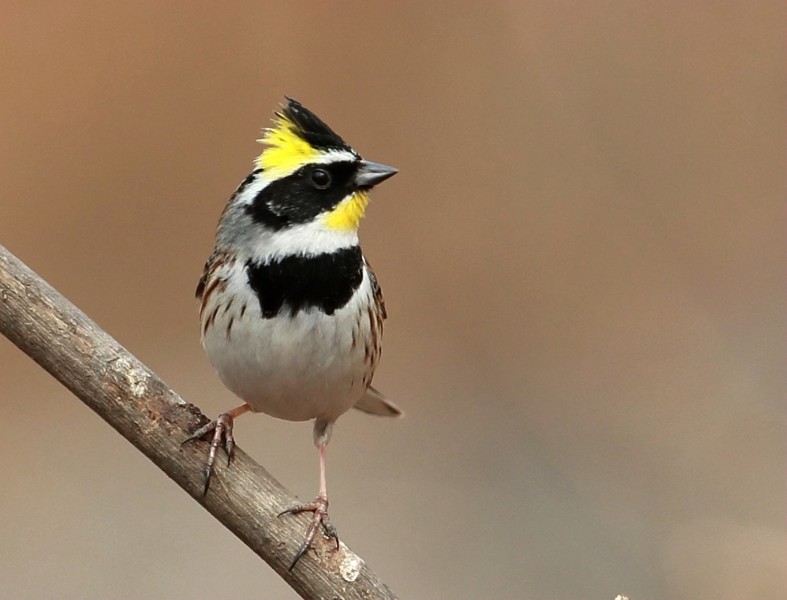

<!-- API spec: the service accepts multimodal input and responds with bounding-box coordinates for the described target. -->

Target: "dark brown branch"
[0,244,398,600]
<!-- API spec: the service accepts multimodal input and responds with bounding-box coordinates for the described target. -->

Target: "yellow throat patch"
[324,191,370,231]
[256,113,318,179]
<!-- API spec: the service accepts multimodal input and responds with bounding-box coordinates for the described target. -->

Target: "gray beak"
[355,160,398,188]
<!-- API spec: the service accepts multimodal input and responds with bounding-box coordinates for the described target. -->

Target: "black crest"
[280,97,354,153]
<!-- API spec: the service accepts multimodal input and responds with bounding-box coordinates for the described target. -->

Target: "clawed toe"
[183,412,236,496]
[279,495,339,570]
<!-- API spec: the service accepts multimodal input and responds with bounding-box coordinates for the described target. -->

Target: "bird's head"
[239,98,397,235]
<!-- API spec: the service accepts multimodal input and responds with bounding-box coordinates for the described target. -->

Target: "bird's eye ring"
[310,168,332,189]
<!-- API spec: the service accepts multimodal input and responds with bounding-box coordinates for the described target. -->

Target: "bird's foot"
[182,412,237,496]
[278,495,339,570]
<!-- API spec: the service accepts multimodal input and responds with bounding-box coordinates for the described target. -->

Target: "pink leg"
[279,420,339,570]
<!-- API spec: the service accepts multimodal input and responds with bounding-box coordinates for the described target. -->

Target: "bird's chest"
[245,246,364,318]
[200,259,378,422]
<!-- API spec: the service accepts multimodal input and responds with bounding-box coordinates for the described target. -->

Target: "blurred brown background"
[0,2,784,599]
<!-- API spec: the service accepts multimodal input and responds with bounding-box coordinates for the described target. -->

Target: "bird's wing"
[195,251,218,299]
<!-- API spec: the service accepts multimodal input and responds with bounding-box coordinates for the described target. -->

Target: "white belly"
[201,264,376,422]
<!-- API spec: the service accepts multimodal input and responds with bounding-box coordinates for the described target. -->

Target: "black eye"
[310,168,332,189]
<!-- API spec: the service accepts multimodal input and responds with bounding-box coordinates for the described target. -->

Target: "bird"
[185,97,401,570]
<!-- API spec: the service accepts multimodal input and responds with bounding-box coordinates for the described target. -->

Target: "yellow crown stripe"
[256,114,319,178]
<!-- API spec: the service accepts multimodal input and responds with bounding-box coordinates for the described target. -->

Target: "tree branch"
[0,243,398,600]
